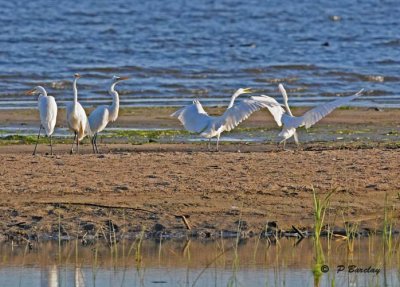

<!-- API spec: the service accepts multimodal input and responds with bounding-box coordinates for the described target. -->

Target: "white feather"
[38,95,57,136]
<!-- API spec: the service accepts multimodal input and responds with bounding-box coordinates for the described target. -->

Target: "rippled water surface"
[0,0,400,109]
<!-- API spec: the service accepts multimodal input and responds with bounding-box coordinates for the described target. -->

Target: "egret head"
[74,73,81,79]
[112,75,129,83]
[232,87,253,98]
[25,86,47,96]
[237,87,253,95]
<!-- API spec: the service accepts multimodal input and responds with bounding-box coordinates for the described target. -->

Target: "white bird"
[171,88,282,151]
[66,73,91,154]
[88,75,129,153]
[253,84,364,149]
[26,86,58,155]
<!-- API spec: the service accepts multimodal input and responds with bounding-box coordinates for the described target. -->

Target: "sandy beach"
[0,141,399,241]
[0,107,399,241]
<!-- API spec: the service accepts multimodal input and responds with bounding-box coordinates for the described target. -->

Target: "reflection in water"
[40,265,58,287]
[39,266,85,287]
[0,237,398,286]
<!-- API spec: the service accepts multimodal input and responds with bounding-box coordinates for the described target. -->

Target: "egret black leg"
[94,133,99,154]
[91,134,96,154]
[207,139,211,151]
[50,135,53,155]
[70,132,77,154]
[216,135,220,152]
[76,133,79,154]
[33,125,42,155]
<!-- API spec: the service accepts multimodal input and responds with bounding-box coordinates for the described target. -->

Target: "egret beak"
[118,76,129,81]
[242,88,253,94]
[25,89,36,95]
[74,73,81,78]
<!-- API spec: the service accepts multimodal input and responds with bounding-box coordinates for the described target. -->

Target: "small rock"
[83,223,95,231]
[10,210,19,217]
[267,221,278,229]
[114,185,129,192]
[153,223,165,232]
[31,216,43,222]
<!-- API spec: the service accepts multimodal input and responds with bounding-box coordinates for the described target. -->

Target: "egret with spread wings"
[253,84,364,149]
[171,88,281,151]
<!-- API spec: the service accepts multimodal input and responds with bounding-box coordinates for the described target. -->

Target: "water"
[0,0,400,109]
[0,238,398,287]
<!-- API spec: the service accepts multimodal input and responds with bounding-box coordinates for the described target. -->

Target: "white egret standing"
[253,84,364,149]
[88,75,129,153]
[66,73,91,154]
[26,86,58,155]
[171,88,282,151]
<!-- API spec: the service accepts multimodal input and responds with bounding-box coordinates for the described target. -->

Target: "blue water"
[0,0,399,109]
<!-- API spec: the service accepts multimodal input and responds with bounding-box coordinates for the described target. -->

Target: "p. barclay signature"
[337,265,380,275]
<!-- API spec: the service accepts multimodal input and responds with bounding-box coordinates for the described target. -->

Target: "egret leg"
[76,133,79,154]
[279,139,287,151]
[94,133,99,154]
[91,134,96,154]
[33,125,42,156]
[70,132,77,154]
[207,139,211,151]
[50,135,53,155]
[216,135,220,152]
[293,132,300,150]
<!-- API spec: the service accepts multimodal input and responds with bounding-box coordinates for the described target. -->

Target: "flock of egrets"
[26,74,363,154]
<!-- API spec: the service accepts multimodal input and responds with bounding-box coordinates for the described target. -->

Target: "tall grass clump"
[312,188,334,285]
[313,188,334,241]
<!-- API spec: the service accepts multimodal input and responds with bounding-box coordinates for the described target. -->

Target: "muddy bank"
[0,144,399,242]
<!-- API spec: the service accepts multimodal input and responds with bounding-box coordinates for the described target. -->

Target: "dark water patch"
[380,39,400,46]
[269,64,320,71]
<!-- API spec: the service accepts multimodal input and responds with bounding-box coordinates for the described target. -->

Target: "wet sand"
[1,106,399,129]
[0,143,399,241]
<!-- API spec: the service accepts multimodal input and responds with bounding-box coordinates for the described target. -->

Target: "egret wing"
[88,106,110,134]
[298,89,363,128]
[220,98,271,132]
[171,100,211,133]
[251,95,285,127]
[39,96,57,136]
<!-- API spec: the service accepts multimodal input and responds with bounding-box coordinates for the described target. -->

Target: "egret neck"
[108,81,120,122]
[227,90,242,109]
[72,77,78,110]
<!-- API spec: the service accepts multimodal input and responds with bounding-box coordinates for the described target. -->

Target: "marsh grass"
[313,188,335,241]
[312,188,334,285]
[342,215,359,254]
[383,193,395,253]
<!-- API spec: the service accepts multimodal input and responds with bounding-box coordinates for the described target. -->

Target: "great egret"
[26,86,58,155]
[88,75,129,153]
[66,73,91,154]
[253,84,364,148]
[171,88,282,151]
